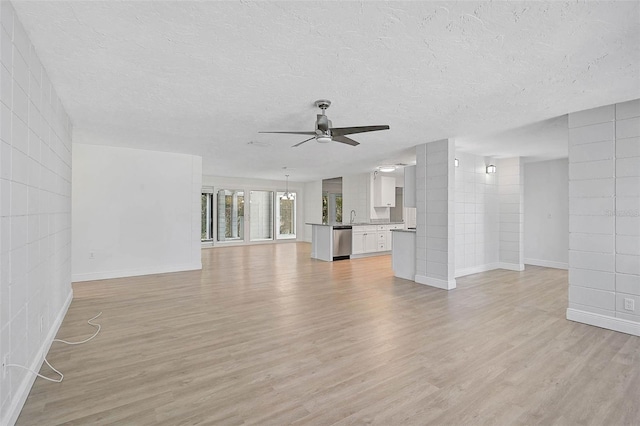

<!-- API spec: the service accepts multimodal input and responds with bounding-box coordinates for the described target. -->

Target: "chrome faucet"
[350,210,356,224]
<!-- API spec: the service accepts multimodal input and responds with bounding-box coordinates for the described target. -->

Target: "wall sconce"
[486,164,497,174]
[454,158,459,167]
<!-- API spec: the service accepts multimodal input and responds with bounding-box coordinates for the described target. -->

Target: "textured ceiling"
[12,1,640,181]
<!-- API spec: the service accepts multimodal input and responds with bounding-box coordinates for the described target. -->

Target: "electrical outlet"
[2,354,8,379]
[624,298,635,312]
[89,251,95,259]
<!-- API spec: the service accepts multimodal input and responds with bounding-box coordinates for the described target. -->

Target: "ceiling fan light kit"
[378,165,396,173]
[259,99,390,147]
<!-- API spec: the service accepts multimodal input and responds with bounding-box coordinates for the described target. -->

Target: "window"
[249,191,274,241]
[276,192,296,239]
[201,189,214,241]
[217,189,244,242]
[322,192,342,224]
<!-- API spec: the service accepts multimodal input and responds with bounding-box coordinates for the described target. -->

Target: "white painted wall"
[454,152,499,277]
[567,99,640,337]
[1,4,73,424]
[342,173,369,224]
[304,180,322,242]
[72,143,202,281]
[524,159,569,269]
[201,174,306,244]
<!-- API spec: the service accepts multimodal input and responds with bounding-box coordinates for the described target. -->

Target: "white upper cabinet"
[373,176,396,207]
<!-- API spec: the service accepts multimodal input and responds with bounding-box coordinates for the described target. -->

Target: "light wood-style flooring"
[18,243,640,425]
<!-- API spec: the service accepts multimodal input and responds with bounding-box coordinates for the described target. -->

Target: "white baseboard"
[415,274,456,290]
[350,251,391,260]
[524,258,568,270]
[455,263,500,278]
[72,262,202,282]
[4,289,73,426]
[497,262,525,272]
[567,308,640,337]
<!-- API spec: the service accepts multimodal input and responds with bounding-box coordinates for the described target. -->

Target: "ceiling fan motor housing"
[316,114,331,133]
[315,99,331,110]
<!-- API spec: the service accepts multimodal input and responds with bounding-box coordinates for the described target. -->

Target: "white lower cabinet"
[352,224,403,254]
[352,231,365,254]
[352,226,378,255]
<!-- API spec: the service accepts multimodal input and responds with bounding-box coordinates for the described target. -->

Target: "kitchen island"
[307,222,404,261]
[307,223,343,261]
[391,228,416,280]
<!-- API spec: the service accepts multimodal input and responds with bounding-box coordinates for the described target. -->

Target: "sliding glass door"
[217,189,244,242]
[249,191,274,241]
[202,188,297,244]
[277,192,296,240]
[201,192,214,241]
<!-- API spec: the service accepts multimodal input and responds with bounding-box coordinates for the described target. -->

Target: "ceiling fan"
[259,99,390,147]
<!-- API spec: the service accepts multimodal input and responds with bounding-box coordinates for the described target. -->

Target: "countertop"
[306,222,405,227]
[391,228,416,233]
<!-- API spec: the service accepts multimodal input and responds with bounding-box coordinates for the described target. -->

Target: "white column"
[567,99,640,337]
[415,139,456,290]
[498,157,525,271]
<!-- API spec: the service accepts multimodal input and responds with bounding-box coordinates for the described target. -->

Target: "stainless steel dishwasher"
[332,225,352,260]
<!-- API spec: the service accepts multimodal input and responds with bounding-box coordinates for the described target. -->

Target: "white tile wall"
[569,140,615,163]
[567,104,615,128]
[454,152,499,275]
[0,3,72,423]
[568,99,640,333]
[498,157,524,268]
[615,99,640,120]
[416,139,456,286]
[616,273,640,295]
[569,268,615,291]
[616,137,640,158]
[568,121,615,145]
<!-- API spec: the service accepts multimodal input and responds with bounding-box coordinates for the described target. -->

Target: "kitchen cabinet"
[392,229,416,280]
[352,225,378,254]
[377,223,404,251]
[352,224,404,254]
[373,176,395,207]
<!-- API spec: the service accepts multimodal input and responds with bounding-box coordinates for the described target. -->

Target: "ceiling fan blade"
[292,136,316,147]
[332,135,360,146]
[329,125,390,136]
[259,131,317,135]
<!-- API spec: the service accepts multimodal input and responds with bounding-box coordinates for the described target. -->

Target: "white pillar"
[414,139,457,290]
[497,157,525,271]
[566,99,640,337]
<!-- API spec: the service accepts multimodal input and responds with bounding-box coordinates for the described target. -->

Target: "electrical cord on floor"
[6,357,64,383]
[3,312,102,383]
[53,312,102,345]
